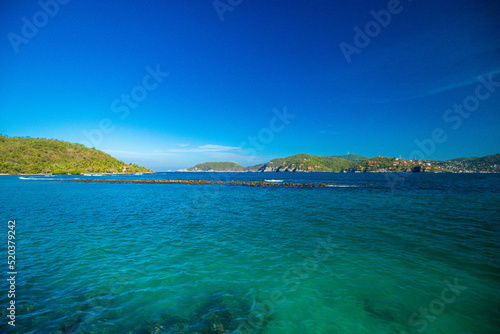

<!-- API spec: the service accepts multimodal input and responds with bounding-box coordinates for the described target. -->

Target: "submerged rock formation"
[63,178,329,188]
[140,291,269,334]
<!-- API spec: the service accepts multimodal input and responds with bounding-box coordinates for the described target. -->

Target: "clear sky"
[1,0,499,171]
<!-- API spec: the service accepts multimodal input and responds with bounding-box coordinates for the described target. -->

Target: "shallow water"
[0,172,499,333]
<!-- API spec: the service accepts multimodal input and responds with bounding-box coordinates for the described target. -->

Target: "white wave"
[19,177,59,181]
[264,179,283,183]
[326,184,359,187]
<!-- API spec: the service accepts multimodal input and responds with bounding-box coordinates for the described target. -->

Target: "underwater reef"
[49,291,268,334]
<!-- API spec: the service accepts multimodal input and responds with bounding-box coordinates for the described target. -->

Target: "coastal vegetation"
[447,154,500,171]
[0,135,153,174]
[183,153,500,173]
[263,153,355,172]
[331,154,369,161]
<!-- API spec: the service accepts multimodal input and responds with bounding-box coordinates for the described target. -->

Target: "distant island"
[185,162,246,172]
[179,153,500,173]
[0,136,153,175]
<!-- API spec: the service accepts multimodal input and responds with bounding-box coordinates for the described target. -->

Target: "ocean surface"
[0,172,499,334]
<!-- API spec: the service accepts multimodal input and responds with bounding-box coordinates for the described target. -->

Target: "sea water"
[0,172,499,333]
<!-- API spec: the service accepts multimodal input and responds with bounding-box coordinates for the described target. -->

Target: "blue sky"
[1,0,499,170]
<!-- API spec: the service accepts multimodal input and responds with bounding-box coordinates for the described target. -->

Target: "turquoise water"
[0,173,499,333]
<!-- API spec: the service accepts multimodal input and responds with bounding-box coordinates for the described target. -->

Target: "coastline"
[173,170,498,173]
[3,171,499,175]
[0,172,157,176]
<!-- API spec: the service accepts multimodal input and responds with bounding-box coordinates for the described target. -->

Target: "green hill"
[0,136,153,174]
[449,153,500,164]
[185,153,500,173]
[259,153,355,172]
[331,154,369,161]
[446,153,500,171]
[187,161,245,172]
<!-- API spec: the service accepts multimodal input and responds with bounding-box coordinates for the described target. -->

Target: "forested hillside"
[0,136,153,174]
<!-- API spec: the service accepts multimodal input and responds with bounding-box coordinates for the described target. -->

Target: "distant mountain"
[0,136,153,175]
[183,154,365,172]
[185,161,245,172]
[443,153,500,172]
[184,153,500,173]
[258,153,355,172]
[449,153,500,164]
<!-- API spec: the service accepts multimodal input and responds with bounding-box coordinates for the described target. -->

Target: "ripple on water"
[0,173,499,333]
